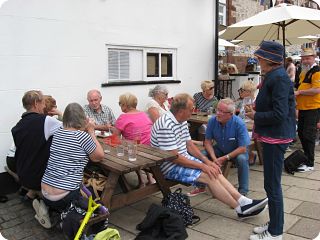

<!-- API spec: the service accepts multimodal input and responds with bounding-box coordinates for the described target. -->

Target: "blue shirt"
[205,115,250,154]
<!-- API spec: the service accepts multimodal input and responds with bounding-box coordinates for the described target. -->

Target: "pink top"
[115,112,153,145]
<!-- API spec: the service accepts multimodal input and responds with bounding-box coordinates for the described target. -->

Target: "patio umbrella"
[219,38,238,47]
[221,3,320,59]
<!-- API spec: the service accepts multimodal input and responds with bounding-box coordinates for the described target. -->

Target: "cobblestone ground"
[0,195,65,240]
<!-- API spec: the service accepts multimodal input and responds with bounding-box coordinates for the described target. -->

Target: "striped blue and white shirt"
[151,111,191,175]
[42,128,96,191]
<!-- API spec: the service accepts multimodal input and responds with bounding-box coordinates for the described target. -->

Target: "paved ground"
[1,144,319,240]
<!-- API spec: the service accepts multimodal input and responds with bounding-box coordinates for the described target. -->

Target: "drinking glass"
[104,139,111,153]
[116,140,125,157]
[128,141,137,161]
[243,97,253,122]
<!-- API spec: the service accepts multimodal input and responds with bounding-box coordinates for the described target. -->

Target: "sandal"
[0,195,8,203]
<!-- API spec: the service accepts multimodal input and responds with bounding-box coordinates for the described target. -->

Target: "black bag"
[162,188,200,226]
[284,150,308,175]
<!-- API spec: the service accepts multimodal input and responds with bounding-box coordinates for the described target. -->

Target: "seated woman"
[193,80,218,112]
[235,80,257,165]
[145,85,169,123]
[114,93,154,186]
[39,103,104,235]
[227,63,239,74]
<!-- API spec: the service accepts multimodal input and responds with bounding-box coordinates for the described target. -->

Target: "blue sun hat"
[254,41,284,64]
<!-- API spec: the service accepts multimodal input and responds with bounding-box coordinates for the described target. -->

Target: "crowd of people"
[3,42,319,240]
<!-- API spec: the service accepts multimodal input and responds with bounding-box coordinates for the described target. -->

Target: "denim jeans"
[43,189,81,212]
[298,109,320,167]
[214,146,249,195]
[263,142,288,236]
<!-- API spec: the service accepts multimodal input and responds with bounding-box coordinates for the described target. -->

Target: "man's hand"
[216,157,225,167]
[201,163,220,180]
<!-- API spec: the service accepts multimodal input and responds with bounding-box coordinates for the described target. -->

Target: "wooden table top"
[98,142,178,175]
[188,114,254,131]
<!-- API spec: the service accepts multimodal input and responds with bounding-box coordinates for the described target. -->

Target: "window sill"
[101,80,181,87]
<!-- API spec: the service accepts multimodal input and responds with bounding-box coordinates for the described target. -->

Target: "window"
[219,0,226,26]
[147,53,173,78]
[106,45,176,83]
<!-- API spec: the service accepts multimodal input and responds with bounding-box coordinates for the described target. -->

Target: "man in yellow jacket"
[295,48,320,172]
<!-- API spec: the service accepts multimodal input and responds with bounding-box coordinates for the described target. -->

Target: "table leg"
[149,165,171,197]
[101,172,119,209]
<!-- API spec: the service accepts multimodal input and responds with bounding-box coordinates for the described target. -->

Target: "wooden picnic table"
[97,141,178,210]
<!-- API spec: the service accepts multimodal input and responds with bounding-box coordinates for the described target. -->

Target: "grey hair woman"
[146,85,170,123]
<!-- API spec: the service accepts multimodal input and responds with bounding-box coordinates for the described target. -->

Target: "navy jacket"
[254,66,296,139]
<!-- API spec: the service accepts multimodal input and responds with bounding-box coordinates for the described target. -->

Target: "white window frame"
[218,0,227,26]
[106,44,177,83]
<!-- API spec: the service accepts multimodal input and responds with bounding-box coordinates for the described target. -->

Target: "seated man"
[151,93,267,218]
[83,89,115,131]
[204,98,250,195]
[11,90,62,199]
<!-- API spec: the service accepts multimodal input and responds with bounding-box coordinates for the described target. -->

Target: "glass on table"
[104,138,111,153]
[116,140,125,157]
[127,141,137,161]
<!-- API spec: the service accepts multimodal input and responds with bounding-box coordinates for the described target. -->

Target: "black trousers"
[298,109,320,167]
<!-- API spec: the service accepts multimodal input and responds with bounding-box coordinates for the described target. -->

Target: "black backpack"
[162,188,200,226]
[284,150,308,175]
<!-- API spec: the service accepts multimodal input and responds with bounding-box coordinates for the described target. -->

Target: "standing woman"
[193,80,218,112]
[246,41,296,240]
[146,85,169,123]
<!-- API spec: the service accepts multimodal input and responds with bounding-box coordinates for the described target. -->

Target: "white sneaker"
[297,165,314,172]
[33,199,52,229]
[253,222,269,234]
[250,230,282,240]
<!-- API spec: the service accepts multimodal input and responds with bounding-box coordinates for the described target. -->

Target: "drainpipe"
[214,0,219,96]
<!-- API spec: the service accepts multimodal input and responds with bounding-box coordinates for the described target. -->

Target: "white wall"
[0,0,215,171]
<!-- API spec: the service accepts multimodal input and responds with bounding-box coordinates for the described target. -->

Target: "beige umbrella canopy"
[218,38,238,47]
[221,3,320,50]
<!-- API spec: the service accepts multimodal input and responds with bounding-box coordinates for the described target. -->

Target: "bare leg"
[216,174,242,201]
[197,173,239,208]
[135,170,145,187]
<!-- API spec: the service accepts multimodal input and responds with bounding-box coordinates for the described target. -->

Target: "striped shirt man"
[151,111,192,175]
[42,128,96,191]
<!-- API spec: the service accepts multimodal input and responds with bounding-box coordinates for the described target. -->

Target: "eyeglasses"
[205,87,214,91]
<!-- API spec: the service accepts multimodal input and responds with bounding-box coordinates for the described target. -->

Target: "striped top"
[193,92,218,112]
[42,128,96,191]
[151,111,191,175]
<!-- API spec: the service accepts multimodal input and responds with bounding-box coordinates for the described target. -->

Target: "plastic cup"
[128,141,137,161]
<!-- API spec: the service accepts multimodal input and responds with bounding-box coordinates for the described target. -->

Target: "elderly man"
[83,89,115,131]
[151,93,268,219]
[204,98,250,195]
[295,48,320,172]
[11,90,61,199]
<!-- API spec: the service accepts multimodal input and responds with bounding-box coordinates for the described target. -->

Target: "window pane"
[147,53,159,77]
[161,54,172,77]
[119,51,129,79]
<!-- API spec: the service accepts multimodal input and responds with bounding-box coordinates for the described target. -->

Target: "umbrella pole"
[282,24,286,66]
